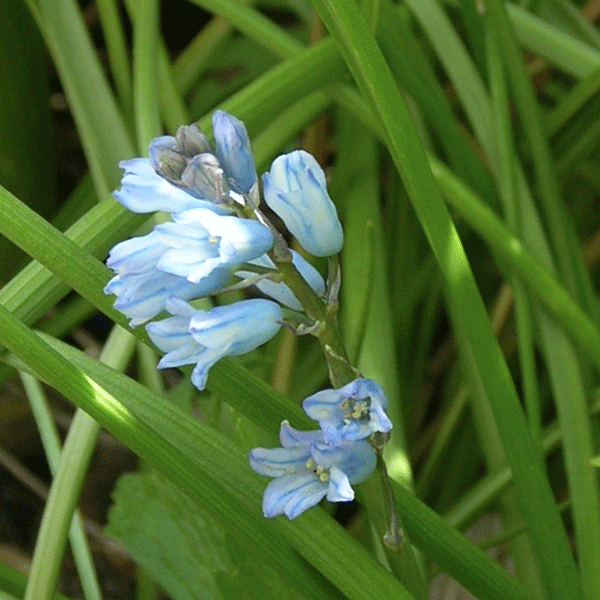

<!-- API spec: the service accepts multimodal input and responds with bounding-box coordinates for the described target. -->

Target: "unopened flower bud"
[148,136,188,184]
[212,110,257,194]
[174,123,211,157]
[262,150,343,257]
[180,153,228,202]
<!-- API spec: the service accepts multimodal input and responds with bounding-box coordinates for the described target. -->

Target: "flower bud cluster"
[104,111,344,389]
[249,378,392,519]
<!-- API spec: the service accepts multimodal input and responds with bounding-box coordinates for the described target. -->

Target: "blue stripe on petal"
[248,446,310,477]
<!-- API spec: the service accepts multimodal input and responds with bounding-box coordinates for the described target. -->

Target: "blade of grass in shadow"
[36,0,135,198]
[507,2,600,78]
[187,0,302,57]
[96,0,132,117]
[307,0,583,597]
[131,0,161,150]
[485,0,598,323]
[429,158,600,373]
[546,62,600,136]
[487,27,546,596]
[20,372,103,600]
[489,9,600,596]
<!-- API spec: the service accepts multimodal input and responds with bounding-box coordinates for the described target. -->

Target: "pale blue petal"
[106,231,165,274]
[189,347,224,390]
[152,210,273,283]
[164,297,196,318]
[106,268,229,326]
[146,315,192,353]
[278,421,324,448]
[352,378,389,410]
[114,158,229,214]
[339,440,377,484]
[262,473,326,519]
[302,388,343,419]
[248,446,310,477]
[156,342,203,369]
[189,299,281,352]
[303,379,392,443]
[326,466,354,502]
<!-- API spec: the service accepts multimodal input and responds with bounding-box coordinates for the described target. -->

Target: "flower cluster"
[104,111,344,390]
[249,378,392,519]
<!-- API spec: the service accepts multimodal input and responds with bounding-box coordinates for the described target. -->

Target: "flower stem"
[275,252,427,597]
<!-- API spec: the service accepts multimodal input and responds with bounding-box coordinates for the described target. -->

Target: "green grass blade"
[0,307,416,600]
[131,0,161,150]
[20,372,103,600]
[37,0,135,198]
[307,0,583,596]
[486,0,598,323]
[96,0,132,115]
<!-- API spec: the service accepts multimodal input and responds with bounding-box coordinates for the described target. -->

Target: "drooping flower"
[104,230,232,326]
[151,208,273,283]
[249,421,376,519]
[146,297,282,390]
[104,265,230,327]
[104,208,273,321]
[262,150,343,257]
[302,378,392,444]
[235,250,325,311]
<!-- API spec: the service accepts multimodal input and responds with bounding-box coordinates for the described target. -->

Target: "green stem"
[23,326,136,600]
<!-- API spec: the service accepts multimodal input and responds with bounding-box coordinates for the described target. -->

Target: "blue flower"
[146,297,282,390]
[114,158,230,215]
[262,150,343,257]
[104,266,229,328]
[302,379,392,444]
[212,110,257,194]
[235,250,325,311]
[105,207,273,321]
[249,421,376,519]
[152,208,273,283]
[104,230,231,326]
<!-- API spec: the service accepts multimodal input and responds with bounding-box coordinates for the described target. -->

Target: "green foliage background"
[1,0,600,599]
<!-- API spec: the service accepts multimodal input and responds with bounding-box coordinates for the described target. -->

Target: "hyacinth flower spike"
[262,150,343,257]
[249,421,376,519]
[303,378,393,444]
[146,297,282,390]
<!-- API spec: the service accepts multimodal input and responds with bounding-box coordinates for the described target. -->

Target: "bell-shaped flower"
[249,421,376,519]
[235,250,325,311]
[302,379,392,444]
[104,230,231,326]
[262,150,343,257]
[153,208,273,283]
[146,297,282,390]
[212,110,257,194]
[105,268,229,328]
[113,158,230,215]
